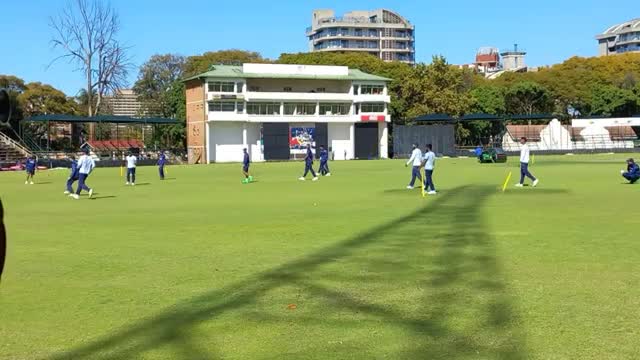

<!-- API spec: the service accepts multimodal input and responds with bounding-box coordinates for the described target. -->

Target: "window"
[208,81,235,92]
[236,101,244,113]
[236,83,243,93]
[360,85,384,95]
[248,86,261,92]
[353,85,359,95]
[316,88,326,93]
[359,102,385,113]
[284,103,296,115]
[283,87,292,92]
[319,103,350,115]
[298,103,317,115]
[209,101,237,112]
[246,102,280,115]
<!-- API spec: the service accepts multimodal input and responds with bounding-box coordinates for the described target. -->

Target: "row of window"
[311,28,413,40]
[208,83,384,95]
[208,101,385,115]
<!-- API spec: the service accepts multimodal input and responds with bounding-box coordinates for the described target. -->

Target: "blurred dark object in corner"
[0,199,5,282]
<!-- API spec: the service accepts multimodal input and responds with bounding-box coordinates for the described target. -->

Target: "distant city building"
[500,44,527,71]
[457,45,528,79]
[306,9,415,64]
[104,89,142,117]
[596,18,640,56]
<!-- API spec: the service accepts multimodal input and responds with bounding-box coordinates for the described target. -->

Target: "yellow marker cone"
[502,171,512,192]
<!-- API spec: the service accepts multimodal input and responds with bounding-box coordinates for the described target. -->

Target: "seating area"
[86,140,144,152]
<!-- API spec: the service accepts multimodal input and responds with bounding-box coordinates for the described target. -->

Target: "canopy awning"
[24,114,180,124]
[413,113,455,122]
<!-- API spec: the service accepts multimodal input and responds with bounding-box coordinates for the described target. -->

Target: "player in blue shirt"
[621,158,639,184]
[24,156,37,185]
[157,151,166,180]
[298,144,318,181]
[242,148,253,184]
[64,156,79,195]
[318,145,331,177]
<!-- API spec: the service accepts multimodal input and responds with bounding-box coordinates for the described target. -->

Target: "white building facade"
[184,64,391,164]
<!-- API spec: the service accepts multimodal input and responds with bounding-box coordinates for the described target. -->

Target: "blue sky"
[2,0,637,95]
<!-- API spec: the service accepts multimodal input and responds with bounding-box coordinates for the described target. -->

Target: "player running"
[64,156,79,195]
[422,144,437,195]
[71,148,95,200]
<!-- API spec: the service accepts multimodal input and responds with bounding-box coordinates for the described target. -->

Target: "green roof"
[183,65,391,82]
[25,115,180,124]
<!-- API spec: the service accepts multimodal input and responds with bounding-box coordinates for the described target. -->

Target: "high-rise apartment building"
[596,18,640,56]
[306,9,415,64]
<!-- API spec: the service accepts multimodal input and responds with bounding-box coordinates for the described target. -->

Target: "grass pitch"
[0,154,638,359]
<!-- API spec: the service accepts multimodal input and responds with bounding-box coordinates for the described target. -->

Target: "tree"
[133,54,187,149]
[590,85,638,117]
[397,56,473,119]
[504,81,553,115]
[49,0,130,117]
[184,50,268,77]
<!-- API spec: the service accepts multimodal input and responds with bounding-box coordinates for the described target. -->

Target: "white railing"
[0,131,32,157]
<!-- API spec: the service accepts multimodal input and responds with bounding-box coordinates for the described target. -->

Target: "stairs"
[0,131,32,162]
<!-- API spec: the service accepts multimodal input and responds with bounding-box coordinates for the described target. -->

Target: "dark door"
[314,123,328,156]
[354,122,379,159]
[263,123,290,160]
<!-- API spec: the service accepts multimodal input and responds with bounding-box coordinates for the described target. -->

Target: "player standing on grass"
[125,152,137,186]
[318,145,331,176]
[299,144,318,181]
[621,158,639,184]
[157,151,166,180]
[405,143,423,189]
[64,156,79,195]
[242,148,253,183]
[516,137,539,187]
[24,156,36,185]
[422,144,437,195]
[71,148,94,200]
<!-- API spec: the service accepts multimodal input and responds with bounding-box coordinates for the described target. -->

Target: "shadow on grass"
[50,186,531,359]
[88,196,117,200]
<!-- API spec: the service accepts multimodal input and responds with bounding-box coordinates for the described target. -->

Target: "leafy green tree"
[504,81,553,115]
[184,50,269,77]
[590,85,638,117]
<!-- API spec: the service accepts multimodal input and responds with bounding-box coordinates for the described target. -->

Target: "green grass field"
[0,154,638,360]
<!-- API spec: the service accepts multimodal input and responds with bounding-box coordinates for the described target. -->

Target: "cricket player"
[299,144,318,181]
[71,148,95,199]
[516,137,539,187]
[318,145,331,176]
[24,156,36,185]
[125,152,137,186]
[405,143,423,189]
[64,156,79,195]
[242,148,253,183]
[422,144,437,195]
[157,151,166,180]
[621,158,639,184]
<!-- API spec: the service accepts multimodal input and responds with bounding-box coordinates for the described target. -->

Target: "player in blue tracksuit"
[24,156,37,185]
[318,145,331,176]
[64,156,79,194]
[299,144,318,181]
[157,151,166,180]
[242,148,253,183]
[621,158,640,184]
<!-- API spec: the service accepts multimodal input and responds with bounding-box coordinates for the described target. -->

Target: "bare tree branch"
[48,0,131,120]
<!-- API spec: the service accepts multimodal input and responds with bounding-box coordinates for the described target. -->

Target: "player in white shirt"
[405,143,423,189]
[516,137,539,187]
[125,152,137,186]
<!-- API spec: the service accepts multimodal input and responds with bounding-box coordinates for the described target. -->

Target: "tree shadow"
[49,186,530,359]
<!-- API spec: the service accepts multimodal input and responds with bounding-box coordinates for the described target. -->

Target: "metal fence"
[392,124,456,158]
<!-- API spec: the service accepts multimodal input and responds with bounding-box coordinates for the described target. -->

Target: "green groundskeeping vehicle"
[479,148,508,163]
